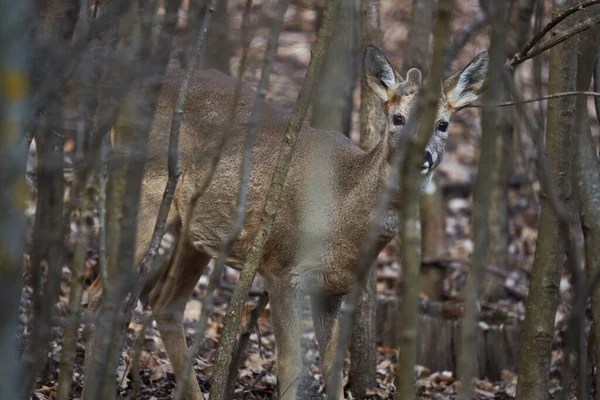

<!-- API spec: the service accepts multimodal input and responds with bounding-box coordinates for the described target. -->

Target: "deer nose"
[424,150,433,166]
[421,151,434,175]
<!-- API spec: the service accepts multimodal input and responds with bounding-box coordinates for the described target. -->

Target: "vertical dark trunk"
[515,1,579,399]
[349,0,382,397]
[310,0,359,135]
[573,24,600,400]
[0,3,31,397]
[484,0,536,301]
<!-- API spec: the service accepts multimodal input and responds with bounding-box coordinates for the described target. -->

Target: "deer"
[83,45,488,399]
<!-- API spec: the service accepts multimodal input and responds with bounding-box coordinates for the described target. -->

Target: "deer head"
[364,45,488,185]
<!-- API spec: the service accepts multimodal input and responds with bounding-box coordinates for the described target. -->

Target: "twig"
[98,135,110,283]
[209,1,341,399]
[225,291,269,399]
[513,0,600,63]
[509,12,600,67]
[594,47,600,123]
[469,91,600,108]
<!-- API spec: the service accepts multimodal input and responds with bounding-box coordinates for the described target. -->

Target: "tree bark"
[395,1,454,398]
[572,24,600,400]
[402,0,435,75]
[0,1,31,398]
[401,0,445,300]
[183,0,232,74]
[484,0,536,301]
[457,2,507,399]
[358,0,384,151]
[311,0,358,136]
[348,0,382,397]
[515,1,579,399]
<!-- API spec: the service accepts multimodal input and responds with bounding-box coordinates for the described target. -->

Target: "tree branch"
[509,11,600,67]
[469,90,600,108]
[514,0,600,63]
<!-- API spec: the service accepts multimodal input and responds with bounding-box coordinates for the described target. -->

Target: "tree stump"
[376,295,522,380]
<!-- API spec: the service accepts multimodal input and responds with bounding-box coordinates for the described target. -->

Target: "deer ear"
[405,68,422,88]
[444,50,488,112]
[364,45,400,102]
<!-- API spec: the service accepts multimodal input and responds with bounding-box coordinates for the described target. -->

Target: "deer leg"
[269,284,303,400]
[149,245,211,400]
[311,292,344,400]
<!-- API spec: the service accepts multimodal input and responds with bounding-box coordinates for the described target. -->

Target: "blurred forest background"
[3,0,600,399]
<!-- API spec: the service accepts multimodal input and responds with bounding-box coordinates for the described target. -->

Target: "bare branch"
[513,0,600,63]
[469,90,600,107]
[509,11,600,67]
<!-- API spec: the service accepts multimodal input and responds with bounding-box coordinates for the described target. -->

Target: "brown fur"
[83,46,488,399]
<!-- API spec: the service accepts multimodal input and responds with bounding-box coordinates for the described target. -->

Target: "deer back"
[136,68,383,294]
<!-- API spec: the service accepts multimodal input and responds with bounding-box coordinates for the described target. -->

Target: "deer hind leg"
[269,284,303,400]
[148,240,211,400]
[311,292,344,400]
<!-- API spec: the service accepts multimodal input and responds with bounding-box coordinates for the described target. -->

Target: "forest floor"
[24,0,600,399]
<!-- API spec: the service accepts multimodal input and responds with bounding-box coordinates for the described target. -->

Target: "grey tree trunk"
[0,1,30,398]
[311,0,359,135]
[484,0,536,301]
[348,0,382,397]
[572,25,600,400]
[515,1,579,399]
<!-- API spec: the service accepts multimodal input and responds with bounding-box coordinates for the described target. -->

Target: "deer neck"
[342,134,402,242]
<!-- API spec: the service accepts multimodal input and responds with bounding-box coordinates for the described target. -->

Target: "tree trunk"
[349,0,382,397]
[182,0,231,74]
[395,1,454,398]
[483,0,536,301]
[457,1,507,398]
[311,0,358,135]
[0,1,31,398]
[572,24,600,400]
[401,0,444,301]
[515,1,579,399]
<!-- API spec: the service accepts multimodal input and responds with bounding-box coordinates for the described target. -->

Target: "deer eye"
[392,114,405,126]
[437,121,449,132]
